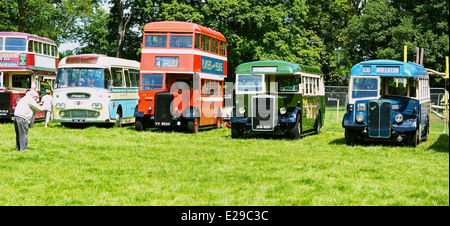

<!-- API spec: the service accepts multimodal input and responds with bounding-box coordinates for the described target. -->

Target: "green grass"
[0,107,448,206]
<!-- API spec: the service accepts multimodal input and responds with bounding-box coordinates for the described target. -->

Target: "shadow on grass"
[428,133,449,153]
[125,124,221,134]
[329,137,411,147]
[224,131,320,140]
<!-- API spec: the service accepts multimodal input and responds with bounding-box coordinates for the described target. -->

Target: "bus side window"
[201,35,206,50]
[409,79,417,97]
[124,70,131,87]
[130,69,139,87]
[28,40,33,52]
[194,33,200,49]
[111,67,124,87]
[33,41,38,53]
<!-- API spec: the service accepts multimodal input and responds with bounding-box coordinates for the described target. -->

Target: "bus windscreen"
[351,77,379,98]
[56,68,110,89]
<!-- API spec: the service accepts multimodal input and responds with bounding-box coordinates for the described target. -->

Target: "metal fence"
[325,86,348,107]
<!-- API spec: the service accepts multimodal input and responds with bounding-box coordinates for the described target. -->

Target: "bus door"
[123,69,135,119]
[301,76,316,131]
[170,74,193,116]
[200,79,215,126]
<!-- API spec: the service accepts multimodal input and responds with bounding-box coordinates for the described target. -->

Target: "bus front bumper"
[230,116,297,135]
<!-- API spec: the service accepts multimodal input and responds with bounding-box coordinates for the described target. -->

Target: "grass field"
[0,107,448,206]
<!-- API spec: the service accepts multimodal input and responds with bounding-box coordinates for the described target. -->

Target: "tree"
[345,0,449,76]
[0,0,100,46]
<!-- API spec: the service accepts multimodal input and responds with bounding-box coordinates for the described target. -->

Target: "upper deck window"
[0,37,3,50]
[5,38,26,51]
[170,36,192,48]
[145,35,167,48]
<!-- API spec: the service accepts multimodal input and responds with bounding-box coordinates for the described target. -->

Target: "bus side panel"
[320,95,326,127]
[301,95,318,131]
[420,100,431,136]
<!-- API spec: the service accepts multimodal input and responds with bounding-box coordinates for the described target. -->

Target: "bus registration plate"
[72,119,85,123]
[155,121,170,126]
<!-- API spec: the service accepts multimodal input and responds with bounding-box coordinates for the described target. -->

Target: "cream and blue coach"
[342,59,431,147]
[53,54,140,127]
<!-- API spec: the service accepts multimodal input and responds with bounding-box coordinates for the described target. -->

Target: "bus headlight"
[92,103,102,109]
[357,103,366,111]
[395,113,403,123]
[356,113,365,123]
[148,106,152,111]
[238,106,246,114]
[56,103,66,109]
[280,107,287,115]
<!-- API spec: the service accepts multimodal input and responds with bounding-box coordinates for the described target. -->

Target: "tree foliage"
[0,0,99,44]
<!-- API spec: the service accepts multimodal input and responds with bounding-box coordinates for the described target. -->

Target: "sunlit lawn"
[0,107,448,206]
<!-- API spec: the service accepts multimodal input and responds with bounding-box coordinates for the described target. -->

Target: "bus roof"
[0,32,56,44]
[143,21,226,41]
[59,54,140,69]
[235,60,323,75]
[350,59,429,79]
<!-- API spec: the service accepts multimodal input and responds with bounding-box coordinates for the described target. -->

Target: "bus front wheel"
[408,129,419,147]
[135,119,145,131]
[187,117,199,133]
[345,129,356,146]
[115,110,123,127]
[231,123,243,139]
[287,114,302,140]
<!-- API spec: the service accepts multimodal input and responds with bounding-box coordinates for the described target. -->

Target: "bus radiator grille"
[251,96,276,131]
[60,109,99,119]
[368,101,392,138]
[154,92,173,126]
[0,92,11,117]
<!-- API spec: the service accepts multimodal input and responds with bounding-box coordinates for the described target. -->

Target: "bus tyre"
[408,129,419,147]
[115,111,122,127]
[135,119,145,132]
[423,122,429,142]
[287,114,302,140]
[345,129,356,146]
[216,108,222,129]
[231,123,243,139]
[187,117,199,133]
[315,115,322,134]
[216,116,222,129]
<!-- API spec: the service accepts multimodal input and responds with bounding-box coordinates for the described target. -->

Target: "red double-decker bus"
[0,32,58,121]
[135,21,227,133]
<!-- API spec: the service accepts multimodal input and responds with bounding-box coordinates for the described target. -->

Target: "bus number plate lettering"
[155,122,170,126]
[72,119,85,123]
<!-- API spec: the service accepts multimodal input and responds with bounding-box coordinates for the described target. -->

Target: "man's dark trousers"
[14,116,28,151]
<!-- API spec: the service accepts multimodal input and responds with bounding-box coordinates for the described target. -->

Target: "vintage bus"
[53,54,140,127]
[230,60,325,139]
[0,32,58,121]
[342,59,431,147]
[135,21,227,133]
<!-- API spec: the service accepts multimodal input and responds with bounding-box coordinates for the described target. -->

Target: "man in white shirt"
[40,89,53,127]
[14,90,44,151]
